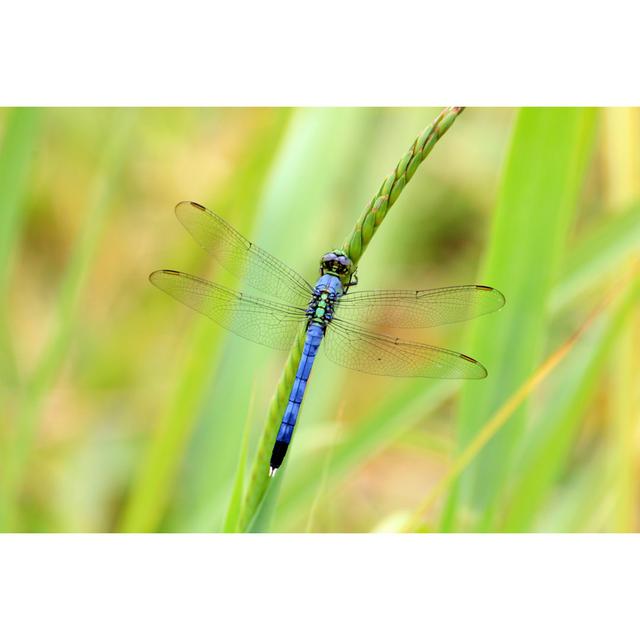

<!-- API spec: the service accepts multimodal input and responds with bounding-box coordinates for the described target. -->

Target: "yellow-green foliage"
[0,107,638,532]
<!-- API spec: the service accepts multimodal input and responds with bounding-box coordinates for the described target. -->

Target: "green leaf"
[552,202,640,310]
[237,108,466,532]
[444,107,598,531]
[119,108,292,532]
[502,278,640,531]
[222,398,253,533]
[232,108,380,532]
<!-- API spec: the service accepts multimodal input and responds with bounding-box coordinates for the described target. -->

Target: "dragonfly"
[151,201,505,476]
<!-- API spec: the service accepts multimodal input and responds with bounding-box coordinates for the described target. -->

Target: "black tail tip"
[269,440,289,475]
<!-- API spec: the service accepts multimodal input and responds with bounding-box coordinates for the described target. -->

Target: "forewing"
[150,270,306,351]
[335,285,505,329]
[175,201,313,306]
[324,318,487,379]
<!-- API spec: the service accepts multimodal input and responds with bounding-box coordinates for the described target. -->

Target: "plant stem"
[237,107,466,532]
[342,107,464,265]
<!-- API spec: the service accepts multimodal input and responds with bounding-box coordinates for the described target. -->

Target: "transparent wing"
[324,318,487,379]
[150,270,306,351]
[175,201,313,306]
[335,285,505,329]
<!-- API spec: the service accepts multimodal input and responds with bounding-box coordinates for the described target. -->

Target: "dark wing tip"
[476,284,507,310]
[149,270,161,288]
[459,353,488,379]
[174,200,206,217]
[149,269,180,285]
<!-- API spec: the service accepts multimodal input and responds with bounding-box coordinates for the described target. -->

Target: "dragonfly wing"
[335,285,505,328]
[324,318,487,379]
[150,270,306,351]
[175,201,313,306]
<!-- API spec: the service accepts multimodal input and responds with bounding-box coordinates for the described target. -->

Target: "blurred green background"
[0,107,638,533]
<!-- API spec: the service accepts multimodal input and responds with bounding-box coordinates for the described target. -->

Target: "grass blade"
[119,109,292,532]
[501,275,640,531]
[237,108,466,532]
[403,278,640,532]
[551,202,640,310]
[222,390,255,533]
[172,108,376,533]
[443,107,597,531]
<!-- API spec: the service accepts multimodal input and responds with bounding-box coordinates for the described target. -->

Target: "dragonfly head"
[320,250,358,289]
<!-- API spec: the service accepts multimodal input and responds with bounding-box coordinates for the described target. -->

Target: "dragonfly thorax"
[307,274,342,328]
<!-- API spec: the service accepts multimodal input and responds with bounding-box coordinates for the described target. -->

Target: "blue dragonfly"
[151,202,505,476]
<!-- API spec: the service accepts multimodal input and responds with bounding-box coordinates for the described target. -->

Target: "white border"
[2,1,639,104]
[0,535,637,639]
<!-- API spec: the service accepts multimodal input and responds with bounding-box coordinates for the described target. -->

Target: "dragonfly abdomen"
[270,274,344,475]
[270,323,324,475]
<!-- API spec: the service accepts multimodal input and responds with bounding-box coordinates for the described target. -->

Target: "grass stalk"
[237,107,465,532]
[222,388,256,532]
[402,277,640,532]
[442,107,597,532]
[404,328,580,531]
[341,107,464,265]
[500,268,640,531]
